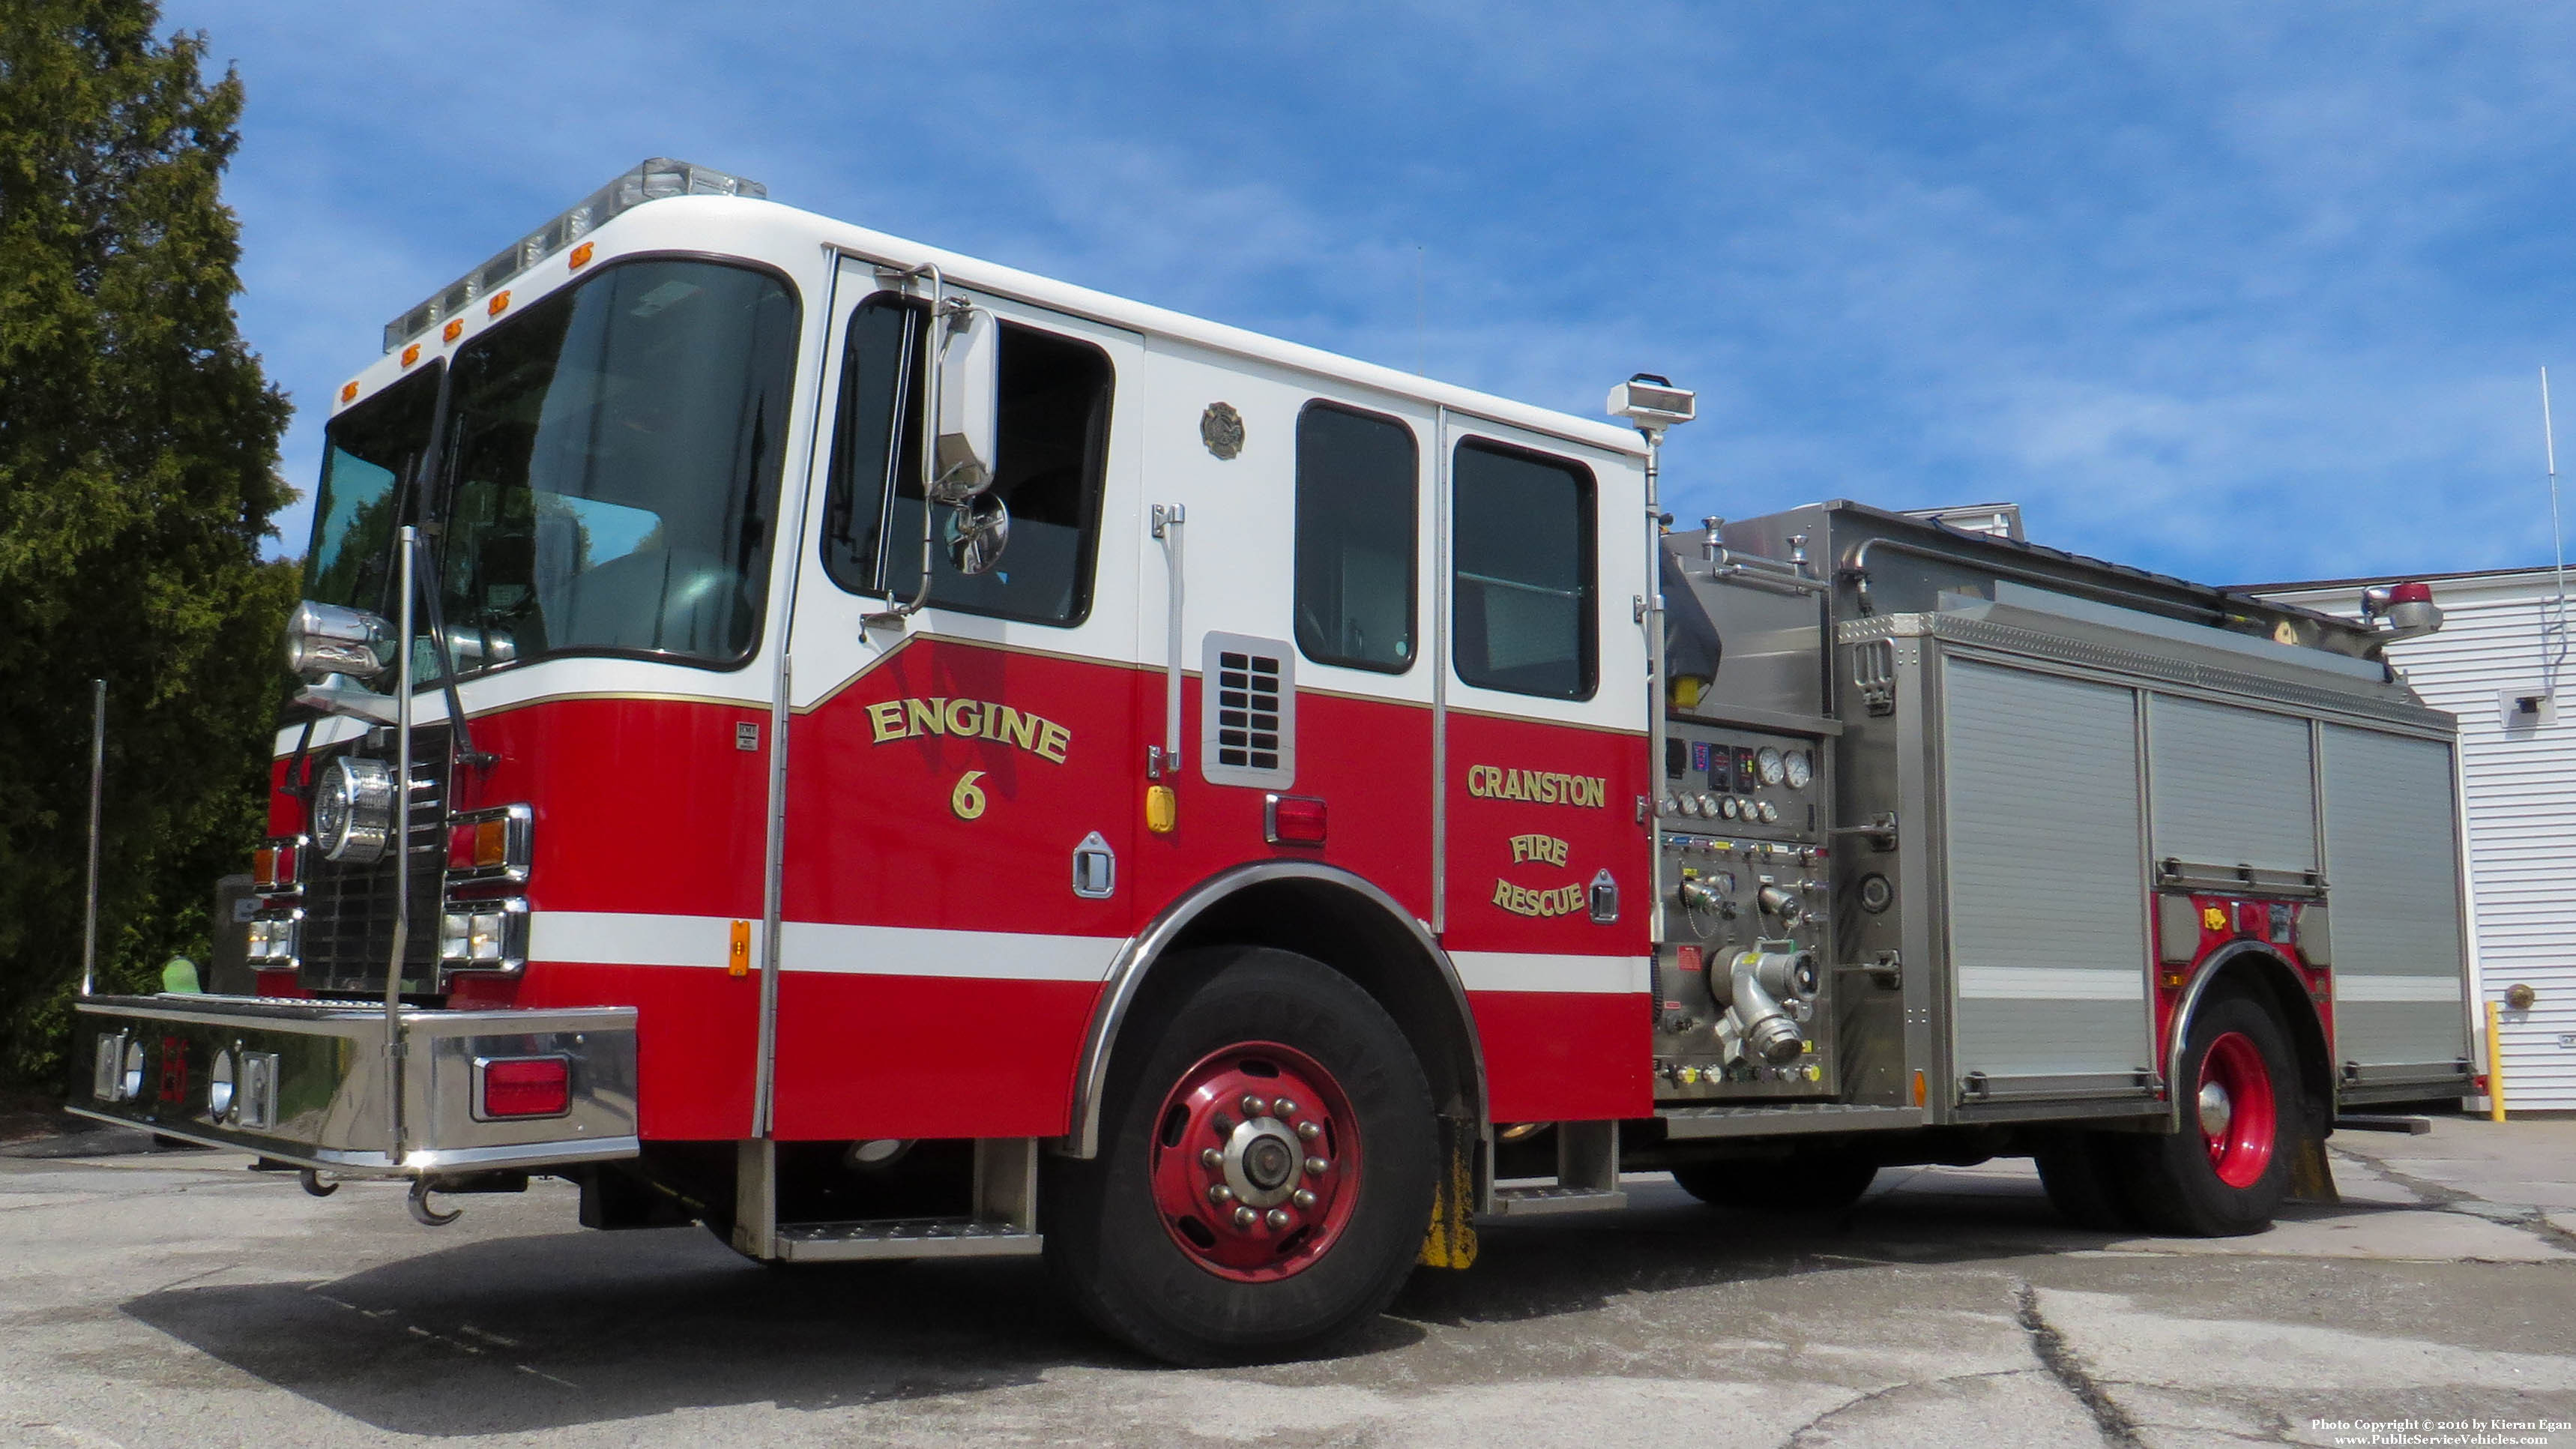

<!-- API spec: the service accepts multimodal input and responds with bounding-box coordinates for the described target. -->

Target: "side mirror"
[946,494,1011,575]
[930,303,999,503]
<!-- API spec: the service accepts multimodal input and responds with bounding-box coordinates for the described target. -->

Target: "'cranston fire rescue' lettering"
[1465,765,1607,808]
[1491,878,1588,918]
[867,697,1072,764]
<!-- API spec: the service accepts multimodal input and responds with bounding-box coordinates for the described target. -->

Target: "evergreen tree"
[0,1,296,1083]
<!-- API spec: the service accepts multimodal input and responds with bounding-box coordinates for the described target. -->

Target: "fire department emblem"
[1200,401,1244,460]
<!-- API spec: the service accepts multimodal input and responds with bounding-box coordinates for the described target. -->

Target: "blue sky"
[184,1,2576,588]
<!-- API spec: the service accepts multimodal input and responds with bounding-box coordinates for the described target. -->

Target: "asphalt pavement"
[1,1118,2569,1448]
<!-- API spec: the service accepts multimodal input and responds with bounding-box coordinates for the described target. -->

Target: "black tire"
[2117,991,2296,1236]
[2033,1134,2138,1231]
[1671,1152,1878,1212]
[1044,947,1437,1365]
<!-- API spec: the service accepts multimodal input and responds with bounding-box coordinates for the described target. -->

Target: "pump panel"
[1652,722,1836,1100]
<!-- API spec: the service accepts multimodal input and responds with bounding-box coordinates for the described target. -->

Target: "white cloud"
[171,0,2576,591]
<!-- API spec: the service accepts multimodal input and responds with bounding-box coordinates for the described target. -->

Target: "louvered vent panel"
[1201,632,1296,788]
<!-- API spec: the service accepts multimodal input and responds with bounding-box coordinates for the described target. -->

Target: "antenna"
[2546,367,2569,687]
[1414,244,1426,376]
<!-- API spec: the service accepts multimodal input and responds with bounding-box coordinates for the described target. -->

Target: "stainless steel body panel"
[67,994,638,1176]
[2318,725,2476,1091]
[1653,500,2472,1133]
[1939,657,2155,1091]
[2147,693,2318,874]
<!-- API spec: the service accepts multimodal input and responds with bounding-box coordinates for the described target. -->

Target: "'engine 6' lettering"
[1465,765,1607,808]
[867,697,1072,764]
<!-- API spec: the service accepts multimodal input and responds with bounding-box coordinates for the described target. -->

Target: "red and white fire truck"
[70,160,2478,1364]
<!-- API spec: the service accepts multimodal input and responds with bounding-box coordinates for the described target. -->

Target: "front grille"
[296,726,450,995]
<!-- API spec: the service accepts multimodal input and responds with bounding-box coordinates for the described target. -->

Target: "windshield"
[304,364,440,615]
[434,259,799,671]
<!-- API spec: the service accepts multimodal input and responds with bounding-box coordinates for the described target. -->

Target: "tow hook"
[407,1176,462,1227]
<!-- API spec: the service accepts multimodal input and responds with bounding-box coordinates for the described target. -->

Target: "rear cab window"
[1294,402,1419,672]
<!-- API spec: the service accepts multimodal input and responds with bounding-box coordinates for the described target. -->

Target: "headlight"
[312,757,396,864]
[438,897,528,975]
[247,909,301,966]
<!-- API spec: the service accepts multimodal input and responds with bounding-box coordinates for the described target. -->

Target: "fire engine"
[69,160,2478,1364]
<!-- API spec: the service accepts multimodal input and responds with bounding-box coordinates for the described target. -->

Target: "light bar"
[381,157,767,353]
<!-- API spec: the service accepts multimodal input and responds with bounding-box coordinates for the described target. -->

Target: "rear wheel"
[1671,1151,1878,1213]
[1045,947,1437,1365]
[2120,991,2295,1236]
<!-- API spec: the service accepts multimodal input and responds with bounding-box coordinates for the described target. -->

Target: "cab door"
[770,260,1146,1141]
[1123,352,1440,934]
[1436,416,1654,1123]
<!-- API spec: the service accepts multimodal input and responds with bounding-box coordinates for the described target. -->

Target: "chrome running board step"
[1487,1183,1629,1217]
[771,1216,1042,1262]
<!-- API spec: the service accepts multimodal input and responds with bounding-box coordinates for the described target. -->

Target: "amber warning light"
[449,817,510,870]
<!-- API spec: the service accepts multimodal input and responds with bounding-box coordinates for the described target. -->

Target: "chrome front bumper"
[64,995,638,1178]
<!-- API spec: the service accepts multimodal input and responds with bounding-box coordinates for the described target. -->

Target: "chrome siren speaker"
[312,756,396,863]
[284,600,396,684]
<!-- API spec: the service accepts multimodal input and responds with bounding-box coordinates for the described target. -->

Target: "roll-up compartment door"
[1940,658,2153,1096]
[2319,725,2471,1085]
[2146,694,2315,874]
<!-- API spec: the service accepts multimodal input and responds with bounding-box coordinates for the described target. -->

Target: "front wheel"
[2119,991,2296,1236]
[1045,947,1437,1365]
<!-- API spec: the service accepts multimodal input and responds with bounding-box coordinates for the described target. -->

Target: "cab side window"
[1451,439,1596,699]
[821,295,1114,626]
[1294,402,1417,672]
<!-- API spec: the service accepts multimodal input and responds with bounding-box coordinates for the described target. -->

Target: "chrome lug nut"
[1304,1155,1330,1176]
[1273,1098,1298,1118]
[1201,1147,1223,1169]
[1292,1189,1316,1209]
[1296,1120,1321,1141]
[1210,1114,1231,1136]
[1266,1208,1291,1230]
[1207,1183,1234,1204]
[1240,1094,1265,1118]
[1234,1205,1258,1229]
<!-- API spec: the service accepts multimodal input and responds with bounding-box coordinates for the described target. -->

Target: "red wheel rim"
[1147,1040,1360,1283]
[2197,1030,2276,1189]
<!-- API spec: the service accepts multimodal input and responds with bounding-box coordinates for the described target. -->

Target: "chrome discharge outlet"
[1723,948,1817,1065]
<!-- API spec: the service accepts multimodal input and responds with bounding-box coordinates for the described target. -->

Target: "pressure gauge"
[1783,750,1812,789]
[1755,747,1785,786]
[1677,793,1701,817]
[1719,797,1740,819]
[1758,801,1779,824]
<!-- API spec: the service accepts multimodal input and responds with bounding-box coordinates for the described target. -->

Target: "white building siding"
[2260,571,2576,1111]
